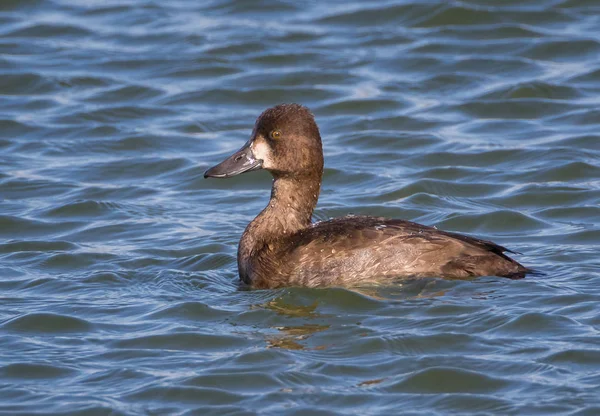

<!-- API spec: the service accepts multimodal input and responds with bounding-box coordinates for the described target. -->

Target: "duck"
[204,103,530,289]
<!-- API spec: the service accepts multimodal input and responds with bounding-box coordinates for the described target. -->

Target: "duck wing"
[281,215,528,286]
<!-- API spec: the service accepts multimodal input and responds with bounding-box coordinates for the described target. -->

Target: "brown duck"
[204,104,530,289]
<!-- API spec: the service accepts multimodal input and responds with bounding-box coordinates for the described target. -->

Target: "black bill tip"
[204,141,263,179]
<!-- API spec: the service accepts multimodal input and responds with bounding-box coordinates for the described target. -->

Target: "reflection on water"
[262,297,322,319]
[267,324,331,351]
[261,295,329,350]
[357,378,386,387]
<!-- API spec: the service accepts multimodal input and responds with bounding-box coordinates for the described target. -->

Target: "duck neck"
[263,174,320,235]
[243,173,321,246]
[237,173,320,284]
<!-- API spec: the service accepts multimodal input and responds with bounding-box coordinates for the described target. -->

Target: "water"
[1,0,599,414]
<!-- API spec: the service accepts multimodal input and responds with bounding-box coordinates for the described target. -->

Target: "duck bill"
[204,141,263,178]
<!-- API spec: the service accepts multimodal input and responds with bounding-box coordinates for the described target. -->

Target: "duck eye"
[270,130,282,140]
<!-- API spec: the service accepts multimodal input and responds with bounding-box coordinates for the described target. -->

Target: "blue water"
[1,0,600,414]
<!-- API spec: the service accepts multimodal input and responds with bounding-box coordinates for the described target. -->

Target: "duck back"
[246,216,529,288]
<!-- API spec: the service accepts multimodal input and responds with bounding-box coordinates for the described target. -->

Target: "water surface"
[1,0,600,414]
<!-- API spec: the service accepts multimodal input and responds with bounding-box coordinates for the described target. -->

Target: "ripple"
[431,394,514,414]
[112,332,251,351]
[2,313,93,333]
[58,157,189,182]
[370,179,507,203]
[536,206,600,223]
[340,131,440,152]
[389,367,510,393]
[549,108,600,127]
[0,118,40,137]
[0,215,81,238]
[526,161,600,182]
[559,0,600,8]
[160,64,241,80]
[478,81,584,100]
[0,240,77,254]
[64,221,170,243]
[319,99,407,116]
[162,87,337,107]
[69,183,158,201]
[84,84,164,104]
[492,183,595,208]
[415,73,488,96]
[367,333,491,356]
[6,22,92,38]
[203,41,269,58]
[545,349,600,370]
[439,24,545,40]
[183,371,280,393]
[488,312,587,337]
[124,385,244,406]
[172,252,235,271]
[570,68,600,85]
[457,99,577,119]
[146,301,232,321]
[438,210,548,233]
[0,138,12,149]
[43,200,125,219]
[416,5,502,27]
[0,73,59,95]
[54,105,168,124]
[318,4,440,26]
[0,363,76,380]
[0,0,42,10]
[554,134,600,151]
[39,251,117,271]
[521,39,600,62]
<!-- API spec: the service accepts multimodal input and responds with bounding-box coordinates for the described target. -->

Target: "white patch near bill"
[251,140,273,169]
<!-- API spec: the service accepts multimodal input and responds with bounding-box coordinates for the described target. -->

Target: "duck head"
[204,104,324,180]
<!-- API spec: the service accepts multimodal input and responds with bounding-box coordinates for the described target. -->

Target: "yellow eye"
[270,130,282,140]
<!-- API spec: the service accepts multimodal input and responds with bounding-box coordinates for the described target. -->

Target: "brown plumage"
[204,103,530,289]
